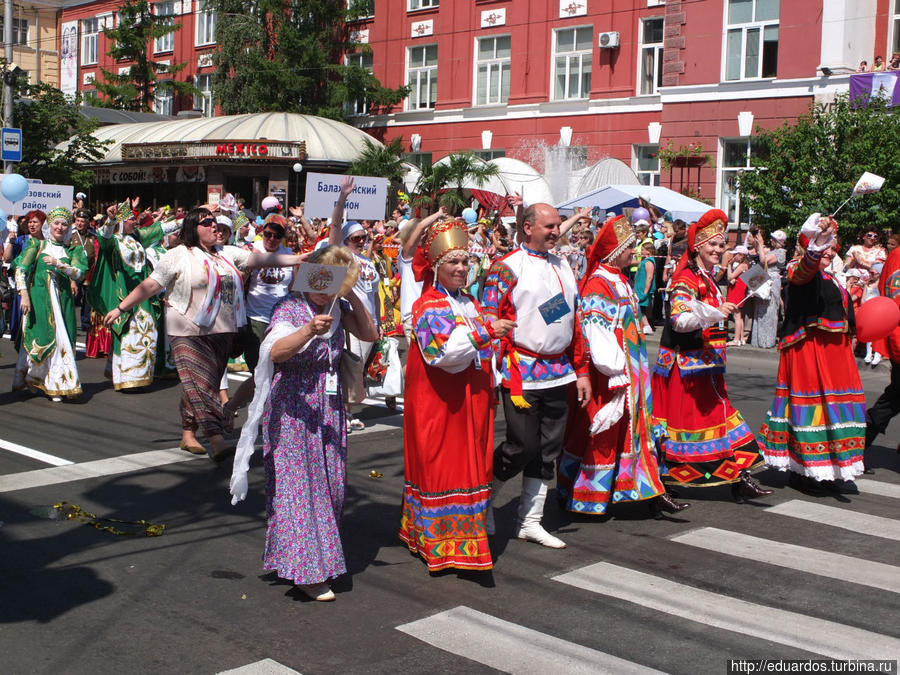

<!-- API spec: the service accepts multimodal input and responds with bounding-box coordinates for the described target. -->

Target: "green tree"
[12,83,111,189]
[211,0,406,120]
[92,0,197,112]
[412,152,500,214]
[737,94,900,239]
[348,137,408,208]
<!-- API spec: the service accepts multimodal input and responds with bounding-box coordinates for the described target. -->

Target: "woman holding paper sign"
[104,207,307,461]
[229,245,375,601]
[758,215,866,493]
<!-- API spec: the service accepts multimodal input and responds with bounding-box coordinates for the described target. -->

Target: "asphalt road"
[0,331,898,674]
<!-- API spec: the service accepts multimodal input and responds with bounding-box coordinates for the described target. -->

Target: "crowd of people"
[1,187,898,603]
[857,52,900,72]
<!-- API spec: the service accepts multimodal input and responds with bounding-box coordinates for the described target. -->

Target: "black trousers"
[866,359,900,447]
[494,384,570,482]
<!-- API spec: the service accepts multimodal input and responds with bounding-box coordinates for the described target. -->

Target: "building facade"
[3,0,66,88]
[56,0,899,225]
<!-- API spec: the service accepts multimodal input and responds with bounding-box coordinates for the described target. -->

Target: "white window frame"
[345,51,373,116]
[1,16,29,46]
[153,1,176,54]
[552,25,593,101]
[347,0,374,19]
[633,144,661,186]
[474,34,511,106]
[717,137,758,228]
[154,85,174,116]
[637,16,664,96]
[891,0,900,56]
[194,73,213,117]
[406,43,437,111]
[722,0,779,82]
[195,0,216,46]
[81,17,100,65]
[408,0,438,11]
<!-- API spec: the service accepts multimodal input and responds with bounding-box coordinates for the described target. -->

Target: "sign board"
[1,128,22,162]
[0,178,73,215]
[304,172,388,221]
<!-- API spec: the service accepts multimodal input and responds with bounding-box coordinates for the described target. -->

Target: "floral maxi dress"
[262,296,348,585]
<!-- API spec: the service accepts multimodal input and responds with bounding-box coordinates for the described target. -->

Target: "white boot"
[515,477,566,549]
[485,478,504,535]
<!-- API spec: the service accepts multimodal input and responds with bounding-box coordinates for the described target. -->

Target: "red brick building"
[59,0,898,224]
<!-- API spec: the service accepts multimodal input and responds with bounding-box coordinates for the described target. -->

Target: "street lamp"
[292,162,304,207]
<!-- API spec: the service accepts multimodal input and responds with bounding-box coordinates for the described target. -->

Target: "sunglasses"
[865,233,878,238]
[347,235,367,243]
[198,218,216,227]
[262,231,281,240]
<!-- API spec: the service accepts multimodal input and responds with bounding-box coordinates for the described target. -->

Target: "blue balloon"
[462,207,478,225]
[1,174,29,203]
[0,208,6,223]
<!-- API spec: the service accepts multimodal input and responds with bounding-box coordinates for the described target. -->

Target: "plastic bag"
[367,337,402,398]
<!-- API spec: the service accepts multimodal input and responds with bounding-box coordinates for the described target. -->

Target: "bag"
[367,337,402,398]
[364,338,389,387]
[0,267,12,303]
[340,335,366,404]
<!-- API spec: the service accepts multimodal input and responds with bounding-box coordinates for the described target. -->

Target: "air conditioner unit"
[598,31,620,48]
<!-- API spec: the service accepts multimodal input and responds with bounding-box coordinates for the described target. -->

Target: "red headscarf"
[672,209,728,279]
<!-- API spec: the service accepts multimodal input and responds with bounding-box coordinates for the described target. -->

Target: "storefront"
[76,112,380,212]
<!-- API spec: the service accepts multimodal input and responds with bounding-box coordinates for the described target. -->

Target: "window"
[407,44,437,110]
[475,35,511,106]
[154,86,174,116]
[724,0,779,81]
[719,138,761,226]
[196,0,216,46]
[81,18,99,65]
[347,0,374,18]
[553,26,592,100]
[473,149,505,161]
[403,152,433,169]
[893,0,900,54]
[345,52,373,116]
[408,0,438,10]
[194,73,213,117]
[638,17,664,95]
[0,17,28,46]
[154,1,176,54]
[634,145,660,186]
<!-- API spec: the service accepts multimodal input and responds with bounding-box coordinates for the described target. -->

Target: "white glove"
[799,212,834,252]
[230,471,249,506]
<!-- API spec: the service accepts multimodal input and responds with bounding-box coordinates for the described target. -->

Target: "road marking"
[767,500,900,542]
[671,527,900,593]
[856,479,900,499]
[217,659,301,675]
[0,448,201,493]
[0,439,73,467]
[553,562,900,660]
[396,605,662,675]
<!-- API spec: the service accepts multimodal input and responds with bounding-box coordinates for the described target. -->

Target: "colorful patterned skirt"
[399,347,494,571]
[758,329,866,481]
[652,367,763,487]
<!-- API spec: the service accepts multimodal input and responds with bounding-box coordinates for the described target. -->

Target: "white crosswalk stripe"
[396,605,663,675]
[670,526,900,593]
[767,499,900,542]
[552,562,900,660]
[856,478,900,499]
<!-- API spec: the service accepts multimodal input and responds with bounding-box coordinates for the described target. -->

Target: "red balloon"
[856,295,900,342]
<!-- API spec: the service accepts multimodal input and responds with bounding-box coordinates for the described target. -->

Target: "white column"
[819,0,877,75]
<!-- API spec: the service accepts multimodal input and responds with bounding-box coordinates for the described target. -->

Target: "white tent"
[556,184,711,223]
[490,157,554,205]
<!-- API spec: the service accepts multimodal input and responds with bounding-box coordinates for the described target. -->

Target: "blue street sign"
[1,128,22,162]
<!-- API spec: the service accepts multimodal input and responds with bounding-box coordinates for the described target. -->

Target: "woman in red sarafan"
[399,219,515,572]
[651,209,773,502]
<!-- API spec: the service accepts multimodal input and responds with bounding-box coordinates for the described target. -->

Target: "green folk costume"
[88,219,178,390]
[13,238,88,398]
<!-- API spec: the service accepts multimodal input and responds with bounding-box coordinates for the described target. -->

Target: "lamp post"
[3,0,15,174]
[292,162,304,207]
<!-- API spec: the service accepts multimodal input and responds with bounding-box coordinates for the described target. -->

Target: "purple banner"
[849,72,900,106]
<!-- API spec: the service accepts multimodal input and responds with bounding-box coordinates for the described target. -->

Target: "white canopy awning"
[556,184,711,223]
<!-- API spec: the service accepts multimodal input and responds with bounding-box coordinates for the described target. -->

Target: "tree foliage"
[737,94,900,239]
[12,83,111,189]
[92,0,197,112]
[348,137,408,207]
[210,0,406,120]
[412,152,500,214]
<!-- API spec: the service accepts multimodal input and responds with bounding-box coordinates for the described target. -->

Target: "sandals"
[180,441,207,455]
[347,417,365,432]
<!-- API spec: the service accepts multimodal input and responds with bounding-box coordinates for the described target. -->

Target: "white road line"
[671,527,900,593]
[0,439,73,467]
[396,605,662,675]
[217,659,301,675]
[857,479,900,500]
[767,500,900,542]
[553,562,900,661]
[0,448,201,493]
